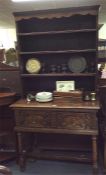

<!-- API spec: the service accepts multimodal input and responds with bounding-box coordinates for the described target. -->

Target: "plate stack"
[35,91,53,102]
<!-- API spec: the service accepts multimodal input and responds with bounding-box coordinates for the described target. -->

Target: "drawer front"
[15,110,97,130]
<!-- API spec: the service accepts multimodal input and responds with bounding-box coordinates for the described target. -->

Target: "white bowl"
[36,91,52,100]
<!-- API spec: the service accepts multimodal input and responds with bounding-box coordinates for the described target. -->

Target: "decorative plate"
[26,58,41,74]
[68,56,87,73]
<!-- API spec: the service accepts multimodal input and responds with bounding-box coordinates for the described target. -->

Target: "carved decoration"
[15,110,97,131]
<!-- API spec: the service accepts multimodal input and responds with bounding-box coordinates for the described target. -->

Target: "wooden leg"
[17,132,26,171]
[92,135,98,175]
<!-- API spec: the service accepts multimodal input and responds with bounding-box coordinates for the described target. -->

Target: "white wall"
[99,23,106,39]
[0,28,16,50]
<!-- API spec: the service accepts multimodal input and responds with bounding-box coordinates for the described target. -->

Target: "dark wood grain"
[11,98,100,174]
[13,6,100,175]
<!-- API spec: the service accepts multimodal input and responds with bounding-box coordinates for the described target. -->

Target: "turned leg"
[92,135,98,175]
[17,132,26,171]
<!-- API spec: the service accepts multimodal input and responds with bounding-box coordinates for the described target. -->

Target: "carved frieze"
[15,110,97,131]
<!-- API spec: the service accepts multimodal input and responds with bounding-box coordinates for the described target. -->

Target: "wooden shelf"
[27,149,91,163]
[18,29,96,36]
[19,49,96,55]
[38,139,91,152]
[21,73,96,77]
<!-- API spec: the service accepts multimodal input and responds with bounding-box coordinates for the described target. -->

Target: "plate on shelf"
[26,58,41,74]
[36,91,52,99]
[35,91,53,102]
[36,97,53,102]
[68,56,87,73]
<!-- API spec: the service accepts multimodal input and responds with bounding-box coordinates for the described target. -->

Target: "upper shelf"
[15,10,97,33]
[19,49,96,55]
[17,29,96,36]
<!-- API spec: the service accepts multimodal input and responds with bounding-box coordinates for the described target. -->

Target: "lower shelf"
[27,149,92,163]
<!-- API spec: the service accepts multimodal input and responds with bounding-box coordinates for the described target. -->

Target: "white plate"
[36,97,53,102]
[36,91,52,99]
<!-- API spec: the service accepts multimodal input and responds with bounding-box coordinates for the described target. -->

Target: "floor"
[2,159,103,175]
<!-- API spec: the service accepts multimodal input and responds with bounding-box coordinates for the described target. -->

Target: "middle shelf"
[21,73,96,77]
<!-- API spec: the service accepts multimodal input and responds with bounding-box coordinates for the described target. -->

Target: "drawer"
[15,110,45,128]
[15,110,98,130]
